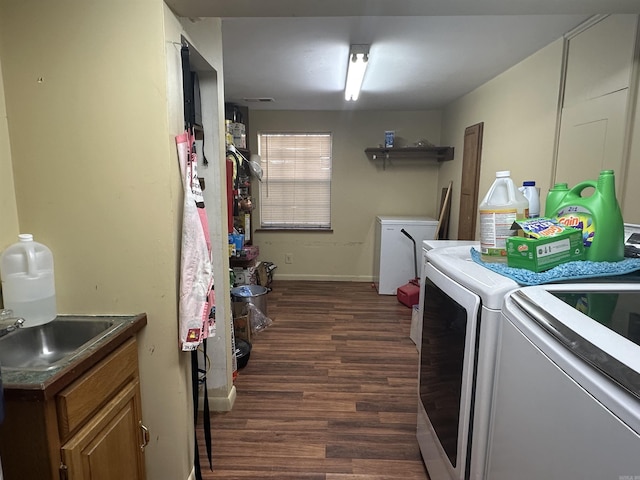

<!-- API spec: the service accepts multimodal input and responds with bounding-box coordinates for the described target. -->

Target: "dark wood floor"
[199,280,430,480]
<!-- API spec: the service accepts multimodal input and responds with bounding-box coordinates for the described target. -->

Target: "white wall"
[249,109,444,280]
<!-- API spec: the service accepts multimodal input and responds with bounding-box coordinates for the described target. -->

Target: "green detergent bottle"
[554,292,619,327]
[545,170,624,262]
[545,182,569,217]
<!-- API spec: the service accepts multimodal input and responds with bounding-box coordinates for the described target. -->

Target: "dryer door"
[418,261,481,480]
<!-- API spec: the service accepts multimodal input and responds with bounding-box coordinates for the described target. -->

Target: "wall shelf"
[365,146,454,169]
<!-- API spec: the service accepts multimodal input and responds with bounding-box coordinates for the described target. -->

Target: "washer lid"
[376,215,437,225]
[422,239,479,251]
[510,285,640,400]
[427,245,518,309]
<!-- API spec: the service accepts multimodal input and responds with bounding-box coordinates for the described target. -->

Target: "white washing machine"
[373,216,438,295]
[417,240,640,480]
[416,245,520,480]
[487,283,640,479]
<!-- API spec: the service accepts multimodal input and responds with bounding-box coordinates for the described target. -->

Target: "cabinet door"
[61,379,146,480]
[555,89,628,190]
[562,15,636,108]
[555,15,637,190]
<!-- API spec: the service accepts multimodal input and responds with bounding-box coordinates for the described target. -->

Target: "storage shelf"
[365,146,454,169]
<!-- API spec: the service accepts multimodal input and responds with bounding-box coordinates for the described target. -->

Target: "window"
[258,132,332,229]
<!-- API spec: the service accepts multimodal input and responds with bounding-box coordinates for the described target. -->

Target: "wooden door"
[61,379,146,480]
[457,123,484,240]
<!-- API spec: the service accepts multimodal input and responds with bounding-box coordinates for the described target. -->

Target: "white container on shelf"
[0,234,57,327]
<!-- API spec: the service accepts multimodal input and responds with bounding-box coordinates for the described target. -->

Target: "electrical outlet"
[285,253,293,264]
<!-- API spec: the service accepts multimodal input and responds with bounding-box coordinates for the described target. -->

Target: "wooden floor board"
[198,280,429,480]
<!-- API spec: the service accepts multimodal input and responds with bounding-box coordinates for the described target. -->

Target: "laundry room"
[1,4,640,480]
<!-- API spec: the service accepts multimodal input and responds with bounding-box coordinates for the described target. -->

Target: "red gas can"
[397,279,420,308]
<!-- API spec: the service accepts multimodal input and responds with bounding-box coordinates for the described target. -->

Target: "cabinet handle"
[140,422,150,451]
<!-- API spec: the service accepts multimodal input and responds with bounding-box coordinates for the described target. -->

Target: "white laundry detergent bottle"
[479,171,529,263]
[519,181,540,218]
[0,234,57,326]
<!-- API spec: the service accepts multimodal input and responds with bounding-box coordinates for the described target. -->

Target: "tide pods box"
[506,218,585,272]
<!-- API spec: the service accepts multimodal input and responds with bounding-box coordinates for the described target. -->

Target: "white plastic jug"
[0,234,57,326]
[479,171,529,262]
[519,181,540,218]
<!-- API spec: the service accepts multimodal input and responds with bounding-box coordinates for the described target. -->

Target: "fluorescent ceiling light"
[345,44,369,101]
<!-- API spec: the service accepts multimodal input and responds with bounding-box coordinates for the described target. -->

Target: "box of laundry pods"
[506,218,584,272]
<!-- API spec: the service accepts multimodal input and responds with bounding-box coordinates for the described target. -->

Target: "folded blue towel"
[470,248,640,286]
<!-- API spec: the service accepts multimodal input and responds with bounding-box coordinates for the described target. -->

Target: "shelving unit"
[365,146,454,169]
[233,147,253,246]
[227,145,260,285]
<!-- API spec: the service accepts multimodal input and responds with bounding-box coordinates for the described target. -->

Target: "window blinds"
[258,132,332,229]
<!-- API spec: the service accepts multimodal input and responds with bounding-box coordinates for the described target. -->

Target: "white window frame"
[257,132,332,230]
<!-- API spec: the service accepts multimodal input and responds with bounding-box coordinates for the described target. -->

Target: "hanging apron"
[176,130,215,351]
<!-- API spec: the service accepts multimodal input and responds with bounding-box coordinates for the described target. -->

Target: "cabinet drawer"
[56,338,138,440]
[61,378,145,480]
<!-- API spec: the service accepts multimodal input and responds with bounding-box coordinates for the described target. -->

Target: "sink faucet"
[0,310,25,337]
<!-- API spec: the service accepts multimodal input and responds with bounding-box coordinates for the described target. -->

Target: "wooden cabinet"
[61,378,145,479]
[0,334,147,480]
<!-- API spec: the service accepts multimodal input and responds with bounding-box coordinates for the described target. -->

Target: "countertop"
[1,313,147,401]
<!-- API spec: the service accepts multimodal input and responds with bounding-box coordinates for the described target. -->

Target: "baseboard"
[273,274,374,282]
[199,385,236,412]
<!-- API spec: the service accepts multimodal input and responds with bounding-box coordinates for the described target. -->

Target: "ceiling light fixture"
[345,44,369,101]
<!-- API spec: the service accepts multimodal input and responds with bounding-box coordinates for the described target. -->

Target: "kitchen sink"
[0,317,118,370]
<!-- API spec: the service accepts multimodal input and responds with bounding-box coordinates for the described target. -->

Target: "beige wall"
[0,2,228,479]
[440,39,566,239]
[440,19,640,237]
[0,56,19,250]
[249,109,443,280]
[622,63,640,224]
[165,14,236,407]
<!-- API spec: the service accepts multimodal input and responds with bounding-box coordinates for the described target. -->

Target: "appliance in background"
[417,245,519,480]
[487,284,640,479]
[373,216,438,295]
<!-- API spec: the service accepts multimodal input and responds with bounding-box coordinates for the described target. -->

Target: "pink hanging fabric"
[176,130,215,351]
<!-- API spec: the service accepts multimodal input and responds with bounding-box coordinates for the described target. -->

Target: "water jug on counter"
[545,170,624,262]
[0,234,57,327]
[479,170,529,263]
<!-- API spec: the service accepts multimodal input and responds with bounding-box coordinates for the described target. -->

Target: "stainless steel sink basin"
[0,317,118,370]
